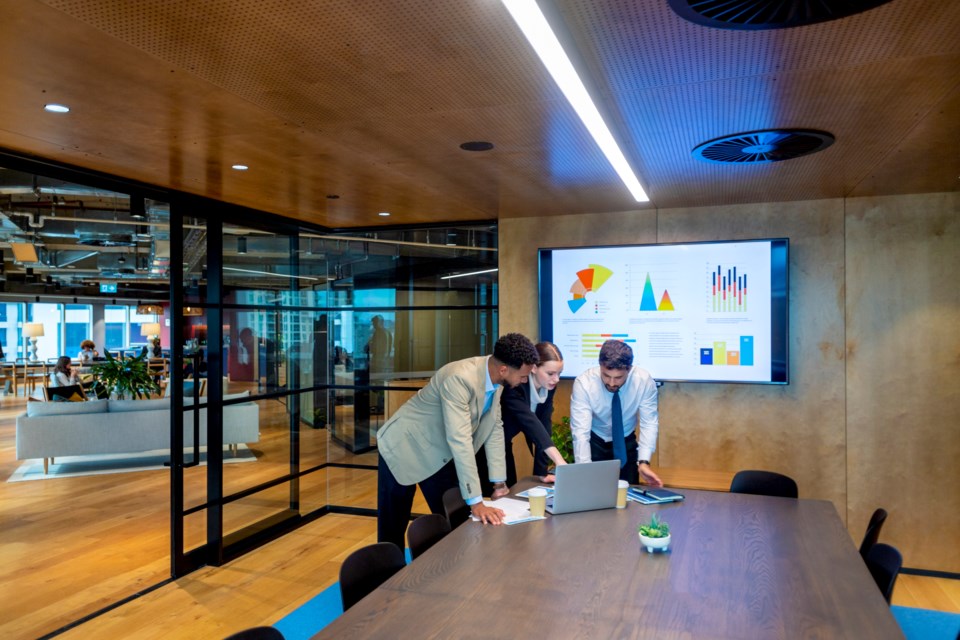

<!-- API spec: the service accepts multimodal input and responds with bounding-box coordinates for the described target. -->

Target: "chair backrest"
[223,626,285,640]
[859,508,888,560]
[865,542,902,604]
[43,384,86,402]
[442,487,470,529]
[339,542,406,611]
[729,470,798,498]
[407,514,451,560]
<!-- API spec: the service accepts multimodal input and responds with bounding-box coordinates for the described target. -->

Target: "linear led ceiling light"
[501,0,649,202]
[440,268,499,280]
[223,266,320,281]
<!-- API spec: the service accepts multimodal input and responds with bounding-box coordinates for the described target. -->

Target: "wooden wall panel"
[501,194,960,572]
[845,192,960,572]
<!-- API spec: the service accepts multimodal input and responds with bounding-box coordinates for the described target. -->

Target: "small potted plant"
[638,513,671,553]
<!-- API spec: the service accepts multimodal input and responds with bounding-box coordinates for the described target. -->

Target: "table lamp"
[24,323,44,362]
[141,322,162,343]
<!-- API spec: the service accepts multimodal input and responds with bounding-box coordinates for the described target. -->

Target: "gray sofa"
[15,392,260,473]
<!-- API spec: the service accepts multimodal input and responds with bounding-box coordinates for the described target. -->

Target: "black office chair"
[339,542,406,611]
[858,508,888,560]
[407,514,451,560]
[223,626,285,640]
[865,542,902,604]
[729,470,798,498]
[442,487,470,529]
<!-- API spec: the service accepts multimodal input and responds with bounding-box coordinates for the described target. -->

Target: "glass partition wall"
[1,155,497,634]
[169,212,498,572]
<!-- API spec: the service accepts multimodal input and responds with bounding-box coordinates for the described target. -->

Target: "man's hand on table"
[470,503,506,525]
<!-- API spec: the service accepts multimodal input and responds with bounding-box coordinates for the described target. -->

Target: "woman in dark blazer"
[477,342,568,492]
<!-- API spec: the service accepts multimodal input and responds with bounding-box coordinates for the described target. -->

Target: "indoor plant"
[550,416,574,464]
[90,351,161,400]
[638,513,671,553]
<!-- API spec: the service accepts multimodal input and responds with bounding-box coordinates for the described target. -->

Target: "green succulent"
[638,513,670,538]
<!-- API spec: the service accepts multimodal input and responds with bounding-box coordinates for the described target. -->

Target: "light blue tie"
[611,390,626,467]
[482,390,495,415]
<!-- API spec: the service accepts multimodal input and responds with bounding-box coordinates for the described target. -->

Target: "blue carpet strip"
[891,606,960,640]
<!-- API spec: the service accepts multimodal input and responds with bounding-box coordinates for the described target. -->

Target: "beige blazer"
[376,356,506,501]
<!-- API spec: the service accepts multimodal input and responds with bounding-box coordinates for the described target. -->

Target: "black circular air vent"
[667,0,894,30]
[692,129,835,164]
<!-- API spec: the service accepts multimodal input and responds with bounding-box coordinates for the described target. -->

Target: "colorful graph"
[710,264,748,312]
[639,273,676,312]
[699,336,754,366]
[581,333,637,358]
[567,264,613,313]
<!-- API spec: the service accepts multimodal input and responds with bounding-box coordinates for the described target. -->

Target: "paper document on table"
[469,496,545,525]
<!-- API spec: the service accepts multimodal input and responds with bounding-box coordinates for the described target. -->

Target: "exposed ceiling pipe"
[3,211,204,231]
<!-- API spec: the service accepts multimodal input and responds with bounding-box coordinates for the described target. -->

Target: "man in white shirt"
[570,339,663,486]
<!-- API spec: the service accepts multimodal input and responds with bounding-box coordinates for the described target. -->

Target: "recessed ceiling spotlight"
[231,164,249,171]
[459,141,494,152]
[44,103,70,113]
[378,212,391,217]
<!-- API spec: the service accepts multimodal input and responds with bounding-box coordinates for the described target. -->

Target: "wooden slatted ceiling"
[0,0,956,228]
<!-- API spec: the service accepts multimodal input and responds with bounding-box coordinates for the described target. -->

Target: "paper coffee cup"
[616,479,629,509]
[528,487,547,518]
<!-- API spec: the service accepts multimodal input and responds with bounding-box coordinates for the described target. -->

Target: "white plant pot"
[639,532,671,553]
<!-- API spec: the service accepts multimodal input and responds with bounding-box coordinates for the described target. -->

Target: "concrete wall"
[498,192,960,572]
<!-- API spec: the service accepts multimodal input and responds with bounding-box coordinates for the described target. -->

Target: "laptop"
[545,460,621,515]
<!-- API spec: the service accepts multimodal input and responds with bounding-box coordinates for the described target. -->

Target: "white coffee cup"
[616,479,629,508]
[528,487,547,518]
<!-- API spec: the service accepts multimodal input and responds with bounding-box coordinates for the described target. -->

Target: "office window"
[64,305,92,357]
[104,305,126,351]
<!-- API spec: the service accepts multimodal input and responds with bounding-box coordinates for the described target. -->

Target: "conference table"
[313,482,903,639]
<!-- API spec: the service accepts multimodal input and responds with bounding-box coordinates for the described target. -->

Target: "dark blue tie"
[611,390,626,467]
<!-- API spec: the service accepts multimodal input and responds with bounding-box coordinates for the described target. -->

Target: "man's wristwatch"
[492,481,507,491]
[638,460,651,466]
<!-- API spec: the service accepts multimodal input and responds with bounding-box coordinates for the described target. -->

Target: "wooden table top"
[314,485,902,639]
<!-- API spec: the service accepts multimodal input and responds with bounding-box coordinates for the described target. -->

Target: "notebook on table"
[627,487,685,504]
[545,460,620,515]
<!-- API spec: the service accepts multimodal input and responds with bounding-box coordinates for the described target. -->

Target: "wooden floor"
[0,393,957,639]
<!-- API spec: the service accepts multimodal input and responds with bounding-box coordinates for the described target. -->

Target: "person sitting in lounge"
[77,340,99,364]
[50,356,80,387]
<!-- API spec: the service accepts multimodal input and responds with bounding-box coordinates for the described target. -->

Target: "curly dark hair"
[598,339,633,370]
[492,333,539,369]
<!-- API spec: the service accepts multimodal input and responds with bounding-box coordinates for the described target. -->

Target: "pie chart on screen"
[568,264,613,313]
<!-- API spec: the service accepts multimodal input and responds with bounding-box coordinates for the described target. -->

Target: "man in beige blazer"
[377,333,539,550]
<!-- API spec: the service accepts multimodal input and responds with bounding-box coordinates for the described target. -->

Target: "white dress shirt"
[570,366,659,463]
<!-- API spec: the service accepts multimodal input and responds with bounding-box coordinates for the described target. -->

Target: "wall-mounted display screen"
[538,238,789,384]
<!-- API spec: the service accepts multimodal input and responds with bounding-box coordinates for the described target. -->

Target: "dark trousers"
[590,431,639,484]
[475,445,517,497]
[377,455,459,550]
